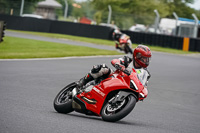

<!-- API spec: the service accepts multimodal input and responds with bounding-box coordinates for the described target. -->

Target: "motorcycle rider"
[112,29,133,54]
[76,45,152,89]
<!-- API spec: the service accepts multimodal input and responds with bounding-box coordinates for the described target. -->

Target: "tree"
[0,0,42,15]
[94,11,102,24]
[56,0,74,17]
[91,0,199,29]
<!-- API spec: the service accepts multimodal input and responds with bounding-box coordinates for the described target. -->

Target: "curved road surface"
[1,32,200,133]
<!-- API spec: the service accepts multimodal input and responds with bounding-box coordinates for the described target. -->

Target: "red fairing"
[119,35,129,44]
[131,69,148,98]
[77,69,147,115]
[111,59,120,66]
[119,39,127,44]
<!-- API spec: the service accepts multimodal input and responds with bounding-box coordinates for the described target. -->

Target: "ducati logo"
[93,87,105,97]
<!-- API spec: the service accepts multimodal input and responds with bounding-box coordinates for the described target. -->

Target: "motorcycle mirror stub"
[72,88,78,97]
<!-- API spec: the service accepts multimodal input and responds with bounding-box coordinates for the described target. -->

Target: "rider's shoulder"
[143,68,151,75]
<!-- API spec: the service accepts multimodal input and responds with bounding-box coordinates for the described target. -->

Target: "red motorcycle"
[116,35,133,54]
[54,68,148,122]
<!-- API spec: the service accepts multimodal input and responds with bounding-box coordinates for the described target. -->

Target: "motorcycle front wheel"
[101,94,136,122]
[53,82,76,114]
[124,45,133,54]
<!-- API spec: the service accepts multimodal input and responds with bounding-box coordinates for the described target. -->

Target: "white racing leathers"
[127,62,150,87]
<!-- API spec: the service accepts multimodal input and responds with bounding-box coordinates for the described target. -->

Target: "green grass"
[7,29,199,55]
[8,29,115,46]
[0,36,121,59]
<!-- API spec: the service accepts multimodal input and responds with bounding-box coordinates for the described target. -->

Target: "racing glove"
[115,64,130,75]
[115,64,125,71]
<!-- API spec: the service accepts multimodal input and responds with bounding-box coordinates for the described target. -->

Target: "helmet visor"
[140,56,151,66]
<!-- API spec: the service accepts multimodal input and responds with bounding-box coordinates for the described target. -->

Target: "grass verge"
[0,36,121,59]
[7,29,199,55]
[8,29,115,46]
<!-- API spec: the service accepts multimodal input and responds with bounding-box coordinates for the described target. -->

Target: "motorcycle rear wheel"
[53,82,76,114]
[101,94,136,122]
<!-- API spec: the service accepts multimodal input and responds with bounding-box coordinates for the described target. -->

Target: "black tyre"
[53,82,76,114]
[101,94,136,122]
[124,45,133,54]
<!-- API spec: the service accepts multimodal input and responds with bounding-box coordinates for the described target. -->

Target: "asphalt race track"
[0,52,200,133]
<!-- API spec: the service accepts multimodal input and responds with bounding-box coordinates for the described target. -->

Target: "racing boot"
[76,73,94,90]
[116,44,123,51]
